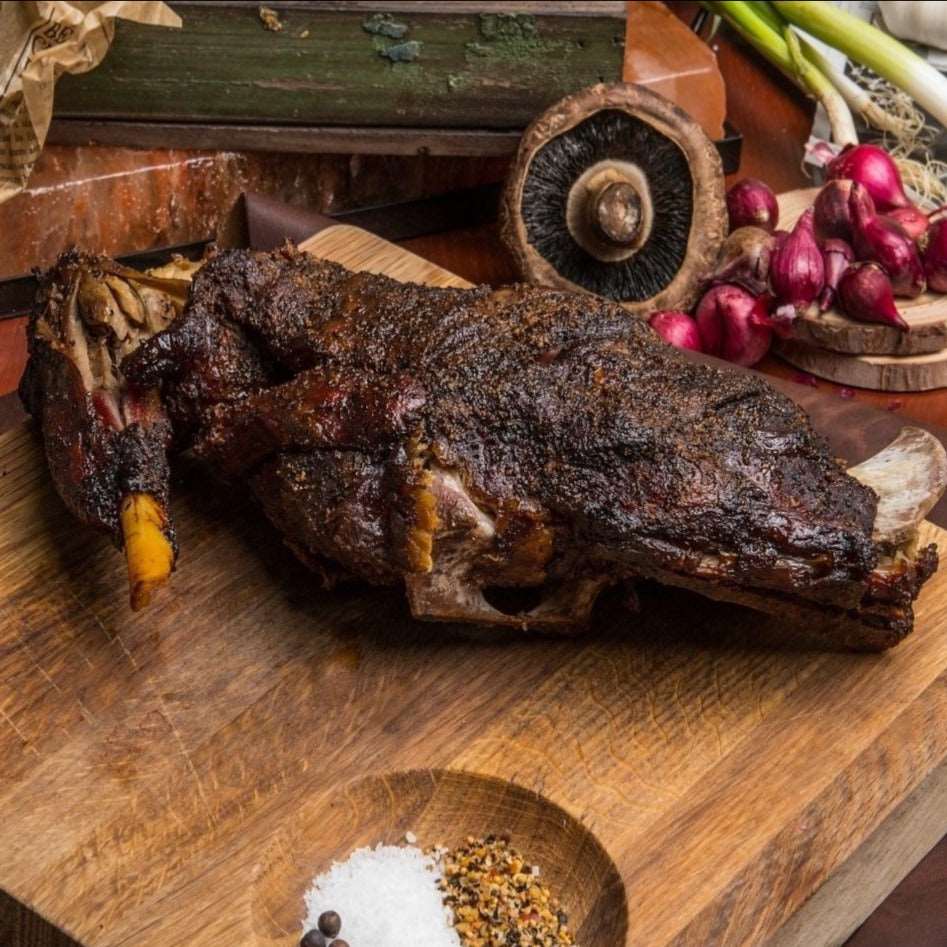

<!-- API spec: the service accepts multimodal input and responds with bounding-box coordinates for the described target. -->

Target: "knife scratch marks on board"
[265,678,286,719]
[0,704,37,754]
[342,783,360,833]
[706,706,726,762]
[602,745,675,803]
[712,662,727,716]
[380,772,397,819]
[18,632,64,697]
[65,584,139,674]
[756,686,768,725]
[61,588,101,670]
[672,675,696,739]
[154,692,215,827]
[646,691,672,746]
[571,733,661,813]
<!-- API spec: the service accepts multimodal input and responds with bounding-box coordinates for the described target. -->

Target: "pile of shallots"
[650,144,947,366]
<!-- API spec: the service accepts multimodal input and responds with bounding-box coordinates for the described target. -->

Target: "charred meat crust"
[121,246,920,646]
[20,252,176,550]
[25,246,939,646]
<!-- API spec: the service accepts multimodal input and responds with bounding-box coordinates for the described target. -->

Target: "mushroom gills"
[502,83,727,315]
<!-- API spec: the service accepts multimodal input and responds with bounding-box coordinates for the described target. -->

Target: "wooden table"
[1,6,945,946]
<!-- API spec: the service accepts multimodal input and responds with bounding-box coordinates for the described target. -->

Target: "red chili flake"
[838,387,856,400]
[886,398,904,412]
[791,370,819,387]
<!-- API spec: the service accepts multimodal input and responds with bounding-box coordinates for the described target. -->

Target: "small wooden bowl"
[250,768,628,945]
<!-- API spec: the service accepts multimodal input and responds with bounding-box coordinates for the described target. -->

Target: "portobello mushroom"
[501,82,727,315]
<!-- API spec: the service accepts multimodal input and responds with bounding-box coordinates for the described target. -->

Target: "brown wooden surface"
[46,121,525,157]
[53,2,627,130]
[0,320,26,399]
[624,1,726,139]
[2,5,946,943]
[1,224,946,947]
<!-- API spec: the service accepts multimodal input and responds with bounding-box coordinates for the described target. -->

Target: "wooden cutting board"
[775,188,947,391]
[1,225,946,947]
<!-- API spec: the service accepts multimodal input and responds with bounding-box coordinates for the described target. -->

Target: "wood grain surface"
[2,225,946,947]
[53,3,625,130]
[775,342,947,393]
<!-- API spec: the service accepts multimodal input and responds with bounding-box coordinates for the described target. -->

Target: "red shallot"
[770,208,824,310]
[813,180,853,242]
[819,239,854,312]
[849,183,925,298]
[710,226,776,295]
[648,310,704,353]
[695,284,772,367]
[923,218,947,293]
[827,143,910,211]
[885,205,929,242]
[837,262,909,330]
[726,178,779,232]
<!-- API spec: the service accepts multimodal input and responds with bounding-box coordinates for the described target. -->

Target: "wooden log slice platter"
[775,188,947,390]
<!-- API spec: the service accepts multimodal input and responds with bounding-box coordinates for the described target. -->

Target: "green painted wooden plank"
[53,6,625,129]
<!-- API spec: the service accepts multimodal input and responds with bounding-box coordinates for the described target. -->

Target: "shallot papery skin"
[710,226,776,294]
[827,143,910,211]
[813,180,853,242]
[726,178,779,233]
[885,205,929,242]
[837,262,909,331]
[849,182,925,298]
[695,284,772,367]
[770,208,824,309]
[924,218,947,293]
[819,239,855,312]
[648,310,704,352]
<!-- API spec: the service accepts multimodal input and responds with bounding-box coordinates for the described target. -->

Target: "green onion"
[772,1,947,130]
[795,35,914,138]
[705,1,857,144]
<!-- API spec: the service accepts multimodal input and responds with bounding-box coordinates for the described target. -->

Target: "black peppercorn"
[317,910,341,937]
[299,929,327,947]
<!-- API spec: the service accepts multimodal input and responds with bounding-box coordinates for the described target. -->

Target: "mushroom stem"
[590,181,642,247]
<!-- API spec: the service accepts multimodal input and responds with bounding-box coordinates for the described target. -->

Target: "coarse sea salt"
[301,843,461,947]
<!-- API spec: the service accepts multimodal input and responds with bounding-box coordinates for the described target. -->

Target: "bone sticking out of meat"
[22,246,945,647]
[848,428,947,549]
[120,493,175,611]
[19,251,200,609]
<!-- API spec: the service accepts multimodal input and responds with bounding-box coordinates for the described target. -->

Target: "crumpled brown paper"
[0,1,181,204]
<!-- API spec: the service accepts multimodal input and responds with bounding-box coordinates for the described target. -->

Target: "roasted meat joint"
[21,245,945,649]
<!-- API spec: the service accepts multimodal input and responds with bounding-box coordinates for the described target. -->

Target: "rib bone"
[848,427,947,548]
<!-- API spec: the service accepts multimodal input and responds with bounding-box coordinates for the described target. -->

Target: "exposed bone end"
[120,493,175,610]
[406,573,611,633]
[145,255,204,285]
[848,427,947,548]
